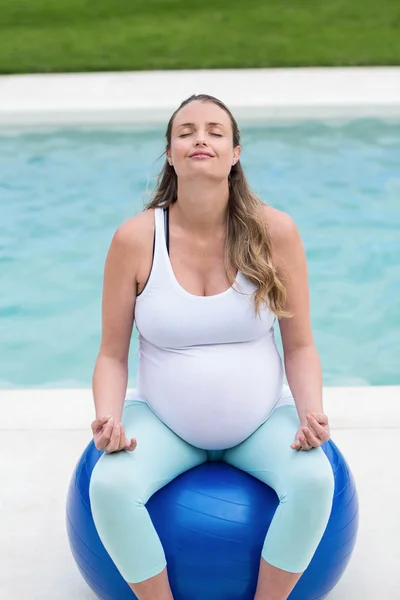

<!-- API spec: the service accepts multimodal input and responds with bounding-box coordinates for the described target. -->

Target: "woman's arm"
[92,221,138,423]
[266,206,324,427]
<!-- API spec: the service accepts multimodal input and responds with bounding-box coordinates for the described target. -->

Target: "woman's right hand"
[91,416,137,454]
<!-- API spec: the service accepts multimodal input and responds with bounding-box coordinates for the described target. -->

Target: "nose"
[194,130,207,146]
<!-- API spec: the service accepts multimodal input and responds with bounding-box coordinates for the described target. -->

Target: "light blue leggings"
[89,398,335,584]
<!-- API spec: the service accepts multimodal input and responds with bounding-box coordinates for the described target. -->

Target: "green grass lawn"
[0,0,399,74]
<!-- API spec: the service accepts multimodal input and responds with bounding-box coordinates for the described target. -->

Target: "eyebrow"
[176,121,225,128]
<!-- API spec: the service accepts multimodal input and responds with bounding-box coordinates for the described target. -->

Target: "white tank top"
[134,207,294,450]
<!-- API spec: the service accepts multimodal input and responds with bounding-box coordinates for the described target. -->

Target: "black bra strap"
[163,206,170,255]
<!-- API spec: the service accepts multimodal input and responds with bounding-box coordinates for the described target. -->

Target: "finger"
[119,423,137,451]
[118,423,127,450]
[119,424,135,451]
[308,420,326,443]
[91,416,111,434]
[302,426,321,447]
[111,423,123,453]
[126,438,137,451]
[94,416,110,427]
[306,416,325,438]
[308,416,330,442]
[299,432,312,451]
[311,412,329,426]
[120,423,129,446]
[96,418,114,449]
[105,422,121,453]
[292,427,307,451]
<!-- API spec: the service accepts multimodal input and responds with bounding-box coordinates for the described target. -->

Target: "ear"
[232,145,241,165]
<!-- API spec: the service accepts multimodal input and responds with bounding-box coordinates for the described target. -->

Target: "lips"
[190,151,214,158]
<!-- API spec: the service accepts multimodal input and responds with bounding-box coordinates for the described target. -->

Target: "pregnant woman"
[89,94,334,600]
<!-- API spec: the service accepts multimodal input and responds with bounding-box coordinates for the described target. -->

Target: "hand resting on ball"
[92,416,137,454]
[291,412,330,452]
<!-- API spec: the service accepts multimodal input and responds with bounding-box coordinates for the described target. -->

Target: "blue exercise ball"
[66,439,358,600]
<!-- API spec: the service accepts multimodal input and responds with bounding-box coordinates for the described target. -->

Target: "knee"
[298,468,334,499]
[89,455,144,509]
[285,457,335,508]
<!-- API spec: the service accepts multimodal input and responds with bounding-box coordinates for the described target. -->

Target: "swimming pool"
[1,119,399,388]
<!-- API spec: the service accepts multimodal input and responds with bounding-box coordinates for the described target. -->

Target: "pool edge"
[2,386,399,430]
[1,67,400,129]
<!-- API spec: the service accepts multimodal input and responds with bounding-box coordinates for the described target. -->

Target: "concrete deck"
[1,387,399,599]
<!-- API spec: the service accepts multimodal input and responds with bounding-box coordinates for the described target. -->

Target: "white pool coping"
[2,385,399,430]
[0,66,400,129]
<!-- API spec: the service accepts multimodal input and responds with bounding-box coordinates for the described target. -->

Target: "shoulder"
[105,209,155,281]
[260,204,305,276]
[111,208,155,254]
[260,203,300,247]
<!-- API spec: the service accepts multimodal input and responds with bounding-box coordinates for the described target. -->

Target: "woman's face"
[167,101,241,182]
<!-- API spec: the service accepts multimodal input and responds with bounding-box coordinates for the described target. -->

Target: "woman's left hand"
[291,412,330,451]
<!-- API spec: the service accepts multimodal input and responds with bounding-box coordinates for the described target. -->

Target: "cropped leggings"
[89,395,335,584]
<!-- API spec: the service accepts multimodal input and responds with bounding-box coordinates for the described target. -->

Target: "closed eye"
[178,132,223,138]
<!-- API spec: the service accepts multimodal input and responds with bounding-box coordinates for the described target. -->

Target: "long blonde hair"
[145,94,290,318]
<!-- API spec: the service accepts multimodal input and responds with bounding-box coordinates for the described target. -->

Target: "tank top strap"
[154,206,167,256]
[147,207,174,290]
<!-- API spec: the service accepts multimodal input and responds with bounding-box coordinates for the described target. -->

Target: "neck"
[172,179,229,237]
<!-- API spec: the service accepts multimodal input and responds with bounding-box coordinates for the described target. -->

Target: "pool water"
[1,120,399,388]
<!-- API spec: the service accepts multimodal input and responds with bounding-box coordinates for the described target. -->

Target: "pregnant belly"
[137,340,284,450]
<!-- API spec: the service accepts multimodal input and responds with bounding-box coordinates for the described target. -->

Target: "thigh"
[223,404,333,496]
[90,398,208,504]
